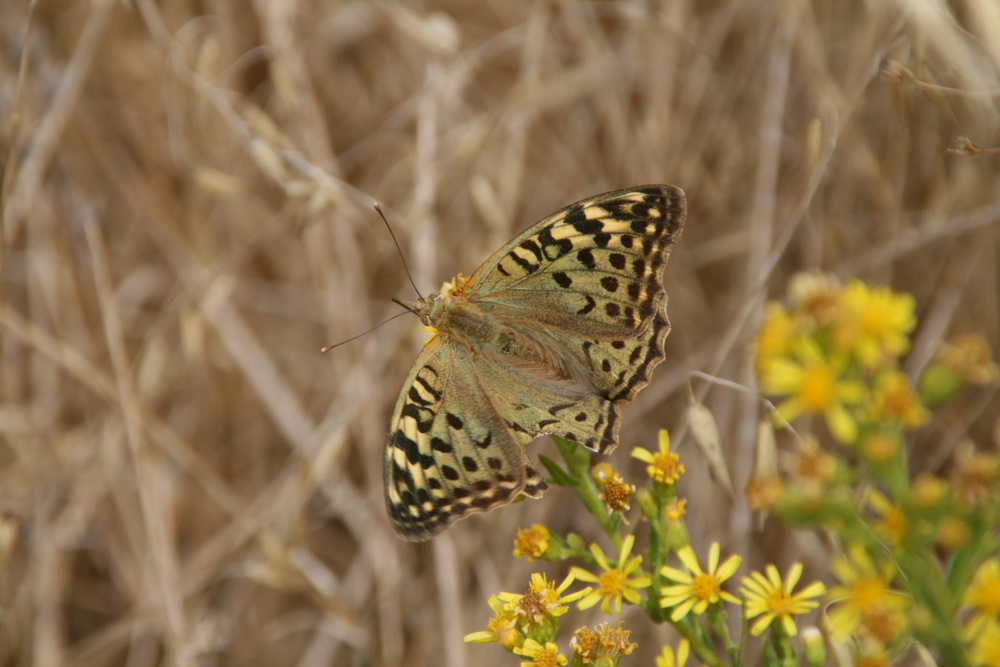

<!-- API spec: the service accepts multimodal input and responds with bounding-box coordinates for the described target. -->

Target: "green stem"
[708,608,740,666]
[670,618,725,667]
[555,437,622,549]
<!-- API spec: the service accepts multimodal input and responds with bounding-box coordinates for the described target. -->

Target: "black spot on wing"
[519,238,544,262]
[572,217,604,235]
[431,437,453,453]
[508,250,538,275]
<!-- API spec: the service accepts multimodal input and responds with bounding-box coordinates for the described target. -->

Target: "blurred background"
[1,1,998,665]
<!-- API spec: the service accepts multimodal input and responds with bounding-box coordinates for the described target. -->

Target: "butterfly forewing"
[385,185,686,540]
[467,185,685,400]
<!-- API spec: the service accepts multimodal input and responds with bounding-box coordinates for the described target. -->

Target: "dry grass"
[1,1,998,665]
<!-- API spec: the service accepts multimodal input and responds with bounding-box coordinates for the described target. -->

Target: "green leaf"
[538,454,578,487]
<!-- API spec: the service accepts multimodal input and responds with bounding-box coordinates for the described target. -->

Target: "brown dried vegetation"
[1,1,998,665]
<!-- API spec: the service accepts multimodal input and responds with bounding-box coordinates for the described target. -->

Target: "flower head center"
[599,569,628,597]
[799,365,836,410]
[516,590,547,622]
[862,608,902,643]
[649,451,685,484]
[691,573,720,601]
[852,576,889,612]
[767,588,794,615]
[532,646,564,667]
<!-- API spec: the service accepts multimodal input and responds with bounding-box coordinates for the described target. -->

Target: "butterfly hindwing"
[475,352,622,454]
[384,339,548,540]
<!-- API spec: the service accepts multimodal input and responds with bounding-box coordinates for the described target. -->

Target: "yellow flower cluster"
[825,545,909,649]
[756,273,924,447]
[464,572,590,652]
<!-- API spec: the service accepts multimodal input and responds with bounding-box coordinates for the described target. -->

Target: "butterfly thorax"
[420,275,584,386]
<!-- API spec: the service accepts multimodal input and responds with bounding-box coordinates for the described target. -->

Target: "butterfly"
[385,185,686,540]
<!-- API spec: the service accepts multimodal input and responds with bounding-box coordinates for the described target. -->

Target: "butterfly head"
[414,273,471,336]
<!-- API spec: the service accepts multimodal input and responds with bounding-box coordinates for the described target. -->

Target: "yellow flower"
[570,623,637,661]
[760,338,865,444]
[569,626,601,662]
[864,489,909,547]
[744,473,783,511]
[660,542,741,621]
[963,558,1000,639]
[869,370,929,428]
[781,435,840,496]
[655,639,690,667]
[499,572,590,624]
[910,473,947,509]
[514,524,551,562]
[599,473,636,514]
[835,279,915,368]
[755,301,799,371]
[826,545,907,642]
[970,619,1000,667]
[854,649,892,667]
[631,429,685,485]
[936,515,971,551]
[937,333,999,385]
[463,594,522,649]
[788,272,843,325]
[514,638,567,667]
[571,535,651,615]
[591,462,616,484]
[950,442,1000,506]
[740,562,826,636]
[665,497,687,523]
[857,430,902,465]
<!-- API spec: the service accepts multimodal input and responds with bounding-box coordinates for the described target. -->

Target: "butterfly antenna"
[374,201,423,299]
[320,310,414,353]
[391,297,421,314]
